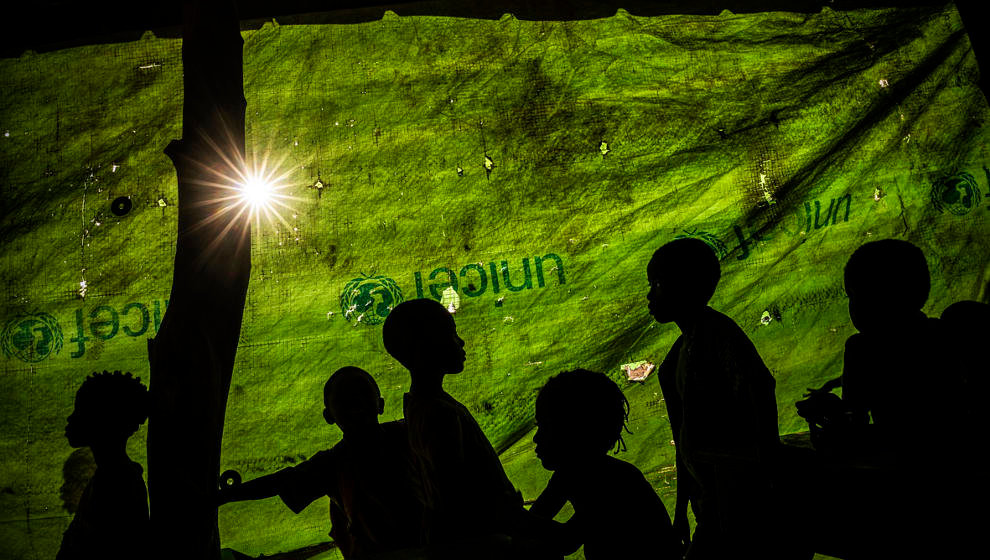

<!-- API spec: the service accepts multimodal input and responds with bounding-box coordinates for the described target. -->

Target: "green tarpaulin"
[1,3,987,558]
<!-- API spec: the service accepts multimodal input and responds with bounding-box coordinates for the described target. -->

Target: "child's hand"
[804,377,842,397]
[216,469,243,506]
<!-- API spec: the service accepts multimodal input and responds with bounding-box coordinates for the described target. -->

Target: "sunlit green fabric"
[1,4,987,558]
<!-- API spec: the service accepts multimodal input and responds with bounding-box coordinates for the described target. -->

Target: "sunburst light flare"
[199,140,303,237]
[231,154,299,231]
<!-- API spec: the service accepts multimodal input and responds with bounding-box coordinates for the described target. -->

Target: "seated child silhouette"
[58,371,150,560]
[839,240,966,450]
[647,238,781,559]
[832,240,968,556]
[382,299,548,556]
[216,366,423,559]
[529,369,681,560]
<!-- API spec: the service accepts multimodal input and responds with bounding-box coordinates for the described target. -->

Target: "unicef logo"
[931,172,983,216]
[2,312,64,363]
[339,275,404,325]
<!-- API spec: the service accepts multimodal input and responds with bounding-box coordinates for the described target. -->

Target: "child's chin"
[649,309,675,323]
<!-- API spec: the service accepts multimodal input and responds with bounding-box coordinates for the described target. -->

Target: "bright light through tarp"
[240,175,274,208]
[203,146,300,233]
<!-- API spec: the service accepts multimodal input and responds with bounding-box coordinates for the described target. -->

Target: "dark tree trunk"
[147,1,248,558]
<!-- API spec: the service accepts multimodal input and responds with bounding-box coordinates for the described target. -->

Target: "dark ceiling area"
[0,1,985,93]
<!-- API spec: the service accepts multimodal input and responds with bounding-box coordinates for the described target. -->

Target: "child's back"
[661,305,779,470]
[542,455,678,559]
[532,369,679,560]
[403,389,521,542]
[383,299,523,545]
[276,418,423,557]
[647,238,781,558]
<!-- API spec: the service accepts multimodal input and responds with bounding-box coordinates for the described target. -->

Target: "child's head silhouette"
[647,238,721,323]
[65,371,148,449]
[534,369,631,471]
[941,300,990,331]
[844,239,929,332]
[382,299,465,375]
[323,366,384,435]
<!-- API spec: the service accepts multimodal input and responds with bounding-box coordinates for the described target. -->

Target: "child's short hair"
[75,371,149,437]
[651,238,721,306]
[324,366,379,407]
[536,369,631,454]
[844,239,929,310]
[382,299,451,368]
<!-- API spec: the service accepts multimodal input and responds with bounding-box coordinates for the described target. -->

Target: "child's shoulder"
[601,455,650,480]
[692,307,755,351]
[699,306,745,334]
[304,446,342,469]
[559,456,645,489]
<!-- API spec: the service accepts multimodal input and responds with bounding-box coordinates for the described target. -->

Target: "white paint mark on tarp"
[442,286,460,314]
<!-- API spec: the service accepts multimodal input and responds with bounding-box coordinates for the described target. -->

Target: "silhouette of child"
[216,366,423,559]
[382,299,540,553]
[647,238,780,559]
[840,240,966,448]
[57,371,150,560]
[530,369,680,560]
[836,240,970,556]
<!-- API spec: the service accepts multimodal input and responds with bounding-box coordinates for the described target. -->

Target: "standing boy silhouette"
[58,371,150,560]
[382,298,548,556]
[647,238,781,559]
[216,366,423,559]
[530,369,681,560]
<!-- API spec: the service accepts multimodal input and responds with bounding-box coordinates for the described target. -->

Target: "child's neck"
[559,453,610,475]
[90,439,130,469]
[408,369,445,395]
[674,305,707,335]
[342,424,386,447]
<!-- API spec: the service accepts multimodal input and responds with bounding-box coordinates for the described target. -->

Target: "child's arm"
[528,474,583,555]
[530,473,567,519]
[217,451,335,514]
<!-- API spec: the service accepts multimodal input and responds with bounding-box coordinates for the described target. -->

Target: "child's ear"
[322,408,337,425]
[377,397,385,415]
